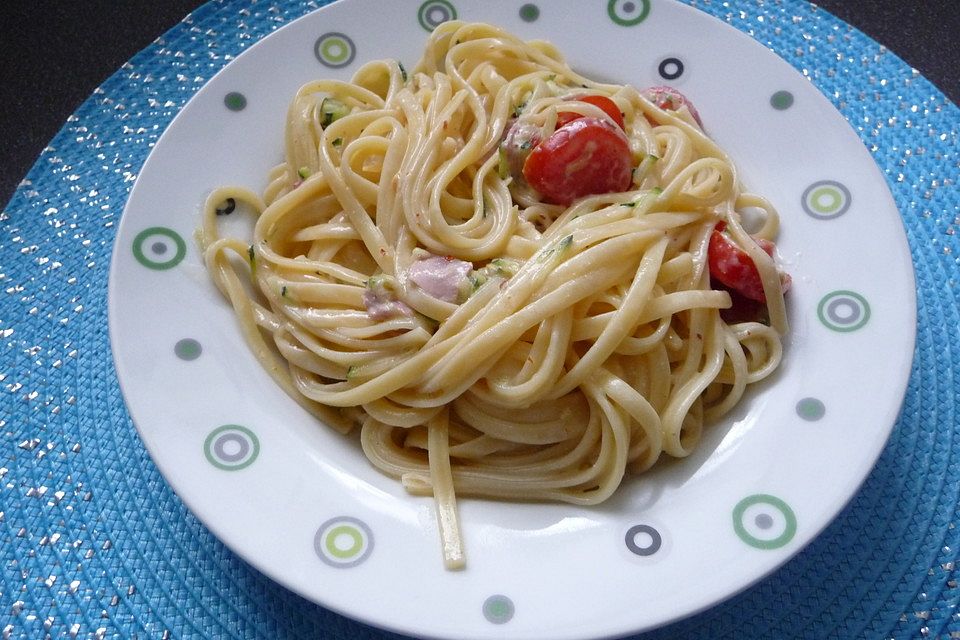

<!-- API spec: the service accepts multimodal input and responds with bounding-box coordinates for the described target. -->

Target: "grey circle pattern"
[214,433,250,463]
[418,0,457,30]
[818,290,871,332]
[755,513,774,530]
[314,32,356,68]
[826,297,862,325]
[625,524,663,557]
[658,57,684,80]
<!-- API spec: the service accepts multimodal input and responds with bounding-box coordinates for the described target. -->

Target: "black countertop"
[1,0,957,207]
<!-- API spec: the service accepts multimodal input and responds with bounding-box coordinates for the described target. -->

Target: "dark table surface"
[1,0,957,208]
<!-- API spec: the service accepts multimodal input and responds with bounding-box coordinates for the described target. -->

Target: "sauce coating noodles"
[200,22,788,569]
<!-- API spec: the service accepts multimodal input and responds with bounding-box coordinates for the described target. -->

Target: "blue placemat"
[1,1,957,638]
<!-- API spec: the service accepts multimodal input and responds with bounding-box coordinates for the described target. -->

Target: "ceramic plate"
[108,1,916,638]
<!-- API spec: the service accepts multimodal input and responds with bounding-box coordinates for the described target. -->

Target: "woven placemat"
[2,1,957,638]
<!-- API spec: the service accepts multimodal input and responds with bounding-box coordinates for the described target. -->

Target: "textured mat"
[1,0,958,638]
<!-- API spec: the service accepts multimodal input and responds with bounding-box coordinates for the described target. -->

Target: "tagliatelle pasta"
[199,21,790,570]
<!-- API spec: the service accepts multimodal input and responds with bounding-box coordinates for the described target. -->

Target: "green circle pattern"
[796,397,826,421]
[418,0,457,31]
[325,525,363,558]
[174,338,202,361]
[132,227,186,270]
[224,92,247,111]
[519,4,539,22]
[733,494,797,550]
[810,187,840,212]
[483,595,515,624]
[802,180,851,219]
[314,32,356,68]
[608,0,651,26]
[315,517,374,568]
[817,290,871,332]
[770,90,794,110]
[203,424,260,471]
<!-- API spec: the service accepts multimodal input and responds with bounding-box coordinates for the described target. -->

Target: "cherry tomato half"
[522,117,633,206]
[555,95,625,130]
[708,227,790,303]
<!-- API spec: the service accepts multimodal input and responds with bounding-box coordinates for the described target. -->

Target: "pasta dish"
[199,21,791,569]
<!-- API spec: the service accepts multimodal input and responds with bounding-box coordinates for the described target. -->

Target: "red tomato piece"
[522,117,633,206]
[555,95,625,130]
[642,86,703,127]
[708,228,789,303]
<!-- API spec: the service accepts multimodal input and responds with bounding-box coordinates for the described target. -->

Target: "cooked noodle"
[199,21,788,569]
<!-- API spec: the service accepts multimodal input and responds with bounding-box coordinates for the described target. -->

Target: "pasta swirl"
[200,21,789,569]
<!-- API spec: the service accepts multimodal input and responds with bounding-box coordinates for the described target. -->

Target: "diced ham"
[408,255,473,302]
[362,278,412,320]
[501,119,542,181]
[641,86,703,128]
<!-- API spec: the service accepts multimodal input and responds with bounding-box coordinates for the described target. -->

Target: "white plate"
[108,1,916,638]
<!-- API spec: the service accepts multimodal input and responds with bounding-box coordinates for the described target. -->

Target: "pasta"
[199,21,790,570]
